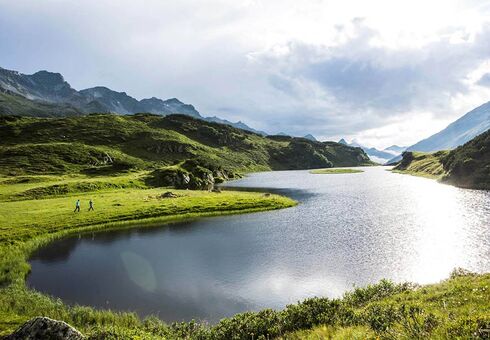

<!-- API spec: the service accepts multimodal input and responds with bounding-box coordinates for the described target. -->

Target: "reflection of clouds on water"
[28,167,490,322]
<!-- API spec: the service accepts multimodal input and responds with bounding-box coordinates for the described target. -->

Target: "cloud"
[1,0,490,148]
[251,20,490,144]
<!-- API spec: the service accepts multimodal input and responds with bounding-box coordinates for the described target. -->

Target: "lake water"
[27,167,490,323]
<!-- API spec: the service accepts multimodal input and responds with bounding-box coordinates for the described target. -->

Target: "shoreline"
[0,180,296,336]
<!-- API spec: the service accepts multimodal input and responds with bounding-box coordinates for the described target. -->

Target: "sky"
[1,0,490,148]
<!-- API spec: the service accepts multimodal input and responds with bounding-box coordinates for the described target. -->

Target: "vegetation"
[310,168,364,174]
[0,112,486,338]
[392,151,448,179]
[442,128,490,189]
[393,129,490,189]
[0,174,487,339]
[2,261,488,339]
[0,114,372,180]
[0,172,297,337]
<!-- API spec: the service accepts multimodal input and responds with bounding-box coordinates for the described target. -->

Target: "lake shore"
[0,172,296,336]
[1,170,488,339]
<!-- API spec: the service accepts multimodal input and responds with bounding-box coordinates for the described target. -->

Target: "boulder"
[6,316,84,340]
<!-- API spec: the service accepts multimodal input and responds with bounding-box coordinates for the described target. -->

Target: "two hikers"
[73,199,94,212]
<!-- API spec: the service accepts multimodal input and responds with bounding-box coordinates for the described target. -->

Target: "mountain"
[0,114,372,181]
[0,67,78,103]
[0,66,262,134]
[338,139,401,164]
[205,116,266,135]
[384,145,406,154]
[363,147,397,163]
[394,129,490,189]
[388,101,490,163]
[303,134,317,141]
[0,89,84,117]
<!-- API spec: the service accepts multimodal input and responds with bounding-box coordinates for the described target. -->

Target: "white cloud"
[1,0,490,148]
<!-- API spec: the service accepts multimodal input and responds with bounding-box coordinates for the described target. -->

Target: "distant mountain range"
[277,132,318,141]
[388,101,490,163]
[338,138,406,164]
[0,66,263,134]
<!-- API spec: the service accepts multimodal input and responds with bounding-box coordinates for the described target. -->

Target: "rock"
[6,316,84,340]
[161,191,178,198]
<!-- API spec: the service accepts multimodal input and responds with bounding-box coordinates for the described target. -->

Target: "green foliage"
[393,151,448,179]
[0,142,146,175]
[393,129,490,189]
[441,129,490,189]
[0,114,372,178]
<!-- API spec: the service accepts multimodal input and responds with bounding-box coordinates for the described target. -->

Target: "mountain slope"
[303,134,317,141]
[204,116,266,135]
[411,101,490,152]
[0,90,84,117]
[0,67,83,105]
[338,139,401,164]
[393,129,490,189]
[389,101,490,164]
[0,114,371,180]
[384,145,406,154]
[0,66,262,133]
[442,128,490,189]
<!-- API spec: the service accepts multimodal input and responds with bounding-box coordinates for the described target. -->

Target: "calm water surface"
[28,167,490,322]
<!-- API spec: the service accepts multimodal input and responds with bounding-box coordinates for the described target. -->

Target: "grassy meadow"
[392,151,448,180]
[310,168,364,174]
[0,172,488,339]
[0,171,297,337]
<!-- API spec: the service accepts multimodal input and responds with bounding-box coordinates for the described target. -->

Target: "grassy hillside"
[442,128,490,189]
[393,129,490,189]
[0,114,372,186]
[392,151,448,179]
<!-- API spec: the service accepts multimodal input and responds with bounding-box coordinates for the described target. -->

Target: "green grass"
[442,129,490,189]
[393,130,490,190]
[0,114,373,178]
[392,151,448,179]
[0,173,297,338]
[283,270,490,339]
[0,175,488,339]
[310,168,364,174]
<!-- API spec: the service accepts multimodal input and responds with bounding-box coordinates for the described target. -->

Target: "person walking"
[74,199,81,212]
[88,199,94,211]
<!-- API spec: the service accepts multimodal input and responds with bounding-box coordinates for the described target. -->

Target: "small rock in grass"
[160,191,179,198]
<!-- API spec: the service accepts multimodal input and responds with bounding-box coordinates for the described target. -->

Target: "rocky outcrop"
[6,316,84,340]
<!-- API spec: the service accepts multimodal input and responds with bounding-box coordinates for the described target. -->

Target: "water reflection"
[27,167,490,322]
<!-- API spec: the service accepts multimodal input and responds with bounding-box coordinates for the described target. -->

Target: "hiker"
[88,199,94,211]
[74,199,81,212]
